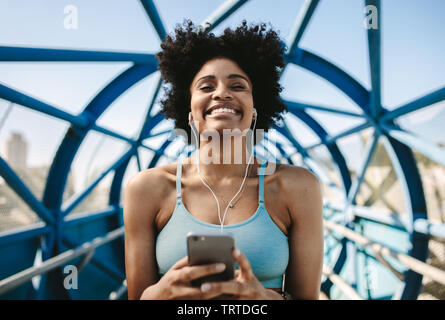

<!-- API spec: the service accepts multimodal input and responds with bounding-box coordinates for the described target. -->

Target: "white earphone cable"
[190,109,258,233]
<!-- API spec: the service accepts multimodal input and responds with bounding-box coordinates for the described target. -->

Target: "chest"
[156,175,290,236]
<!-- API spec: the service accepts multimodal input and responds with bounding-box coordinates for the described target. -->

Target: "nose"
[212,83,233,101]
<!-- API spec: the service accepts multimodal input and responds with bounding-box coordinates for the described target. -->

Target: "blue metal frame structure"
[0,0,443,299]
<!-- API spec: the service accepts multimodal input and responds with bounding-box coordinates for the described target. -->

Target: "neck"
[194,134,258,181]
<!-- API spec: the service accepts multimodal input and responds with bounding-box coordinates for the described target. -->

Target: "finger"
[200,280,246,297]
[181,263,226,283]
[233,249,252,277]
[172,286,208,300]
[171,256,189,270]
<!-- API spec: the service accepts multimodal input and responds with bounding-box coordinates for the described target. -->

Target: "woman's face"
[189,57,255,135]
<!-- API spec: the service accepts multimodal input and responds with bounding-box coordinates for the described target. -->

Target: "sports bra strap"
[176,157,267,203]
[176,158,183,200]
[258,160,267,205]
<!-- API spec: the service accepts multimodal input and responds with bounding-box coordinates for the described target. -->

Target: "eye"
[199,86,213,91]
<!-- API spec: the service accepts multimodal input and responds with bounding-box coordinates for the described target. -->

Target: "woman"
[123,21,323,300]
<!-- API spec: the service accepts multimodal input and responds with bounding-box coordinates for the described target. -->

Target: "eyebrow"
[194,74,250,87]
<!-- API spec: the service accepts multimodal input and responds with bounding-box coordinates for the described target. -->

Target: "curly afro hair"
[155,20,288,144]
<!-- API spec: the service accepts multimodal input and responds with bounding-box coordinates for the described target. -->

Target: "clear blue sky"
[0,0,444,190]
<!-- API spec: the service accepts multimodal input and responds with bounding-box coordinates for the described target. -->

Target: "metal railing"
[323,219,445,286]
[0,227,124,296]
[2,217,444,299]
[321,218,445,300]
[322,264,363,300]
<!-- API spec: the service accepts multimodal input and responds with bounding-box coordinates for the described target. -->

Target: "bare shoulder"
[275,163,321,191]
[125,163,176,196]
[273,163,323,217]
[123,162,177,222]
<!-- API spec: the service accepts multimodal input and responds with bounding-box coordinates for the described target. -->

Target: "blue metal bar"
[91,124,137,145]
[286,0,320,56]
[380,87,445,122]
[63,206,118,227]
[61,147,134,216]
[136,90,163,143]
[43,63,157,213]
[305,122,372,150]
[326,201,410,231]
[35,64,157,285]
[344,131,379,218]
[275,124,309,158]
[0,82,89,127]
[0,46,156,64]
[354,207,409,231]
[109,154,134,213]
[286,49,371,116]
[380,123,445,167]
[138,112,165,141]
[321,237,348,297]
[200,0,249,29]
[146,138,173,168]
[0,227,124,296]
[0,101,14,132]
[380,135,429,299]
[61,235,125,281]
[326,122,372,145]
[284,99,364,118]
[413,219,445,240]
[283,108,353,192]
[135,151,142,172]
[138,0,167,41]
[0,157,54,225]
[0,223,51,246]
[273,113,352,193]
[139,141,169,156]
[145,129,173,139]
[272,141,290,163]
[365,0,382,118]
[135,75,163,143]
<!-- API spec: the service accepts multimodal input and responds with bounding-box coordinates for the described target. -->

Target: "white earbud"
[188,112,192,123]
[253,108,257,119]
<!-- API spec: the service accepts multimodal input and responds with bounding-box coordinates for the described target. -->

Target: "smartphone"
[187,232,235,287]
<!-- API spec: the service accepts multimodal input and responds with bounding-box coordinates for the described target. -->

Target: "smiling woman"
[189,58,253,136]
[123,20,324,300]
[156,20,287,144]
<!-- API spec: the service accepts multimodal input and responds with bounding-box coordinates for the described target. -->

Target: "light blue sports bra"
[155,158,289,289]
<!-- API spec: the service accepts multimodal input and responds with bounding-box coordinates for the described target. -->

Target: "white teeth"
[210,108,237,115]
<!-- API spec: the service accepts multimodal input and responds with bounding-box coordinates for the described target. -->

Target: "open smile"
[204,104,243,119]
[206,109,242,120]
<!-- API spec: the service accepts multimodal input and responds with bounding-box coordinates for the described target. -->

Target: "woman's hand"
[199,249,284,300]
[139,256,228,300]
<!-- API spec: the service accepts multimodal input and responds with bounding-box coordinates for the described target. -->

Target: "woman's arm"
[123,169,164,300]
[124,168,232,300]
[281,166,324,300]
